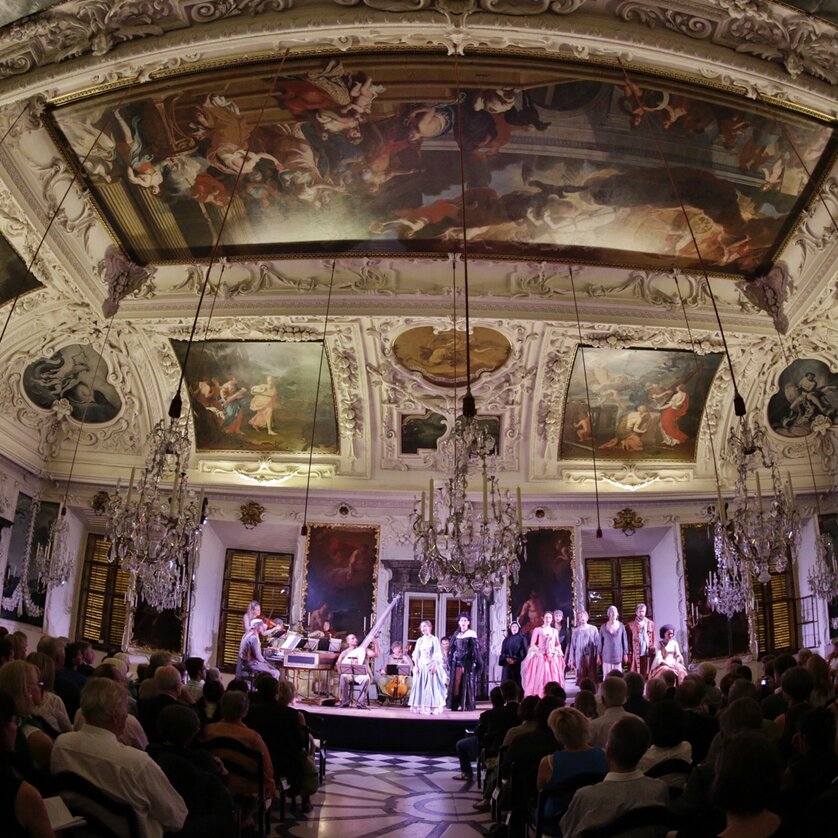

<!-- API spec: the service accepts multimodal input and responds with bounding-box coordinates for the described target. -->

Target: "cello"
[383,640,413,699]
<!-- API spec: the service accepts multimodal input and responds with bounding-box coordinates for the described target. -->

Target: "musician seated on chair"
[237,619,279,680]
[336,634,378,710]
[375,641,413,701]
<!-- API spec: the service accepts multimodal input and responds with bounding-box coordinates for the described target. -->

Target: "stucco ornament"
[99,245,157,317]
[737,262,792,335]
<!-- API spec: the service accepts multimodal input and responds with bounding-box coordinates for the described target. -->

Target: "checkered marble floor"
[272,749,494,837]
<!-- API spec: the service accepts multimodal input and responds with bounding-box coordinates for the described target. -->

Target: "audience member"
[0,660,53,772]
[588,677,630,747]
[775,666,815,761]
[762,653,796,721]
[0,691,53,838]
[454,686,504,783]
[184,657,206,702]
[543,682,566,704]
[195,679,224,728]
[226,678,251,693]
[62,642,90,689]
[646,677,667,703]
[0,636,13,666]
[573,689,598,720]
[780,707,838,814]
[138,651,173,700]
[704,696,766,766]
[805,654,832,708]
[26,652,72,735]
[560,716,668,837]
[577,678,596,694]
[51,677,187,837]
[76,641,96,677]
[205,667,222,684]
[697,662,721,712]
[10,631,28,661]
[624,671,650,720]
[74,664,148,750]
[637,700,692,788]
[797,648,813,667]
[537,707,607,818]
[712,730,781,838]
[502,695,539,746]
[36,636,80,721]
[139,665,184,744]
[676,676,718,764]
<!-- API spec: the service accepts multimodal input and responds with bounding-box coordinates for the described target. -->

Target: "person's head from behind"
[205,667,222,684]
[728,678,758,704]
[536,695,563,730]
[781,666,814,706]
[255,675,278,701]
[0,660,41,715]
[797,707,836,754]
[0,637,13,666]
[489,686,504,709]
[805,654,830,691]
[518,695,539,722]
[712,731,781,817]
[660,669,677,689]
[578,678,596,694]
[81,677,128,735]
[601,676,627,709]
[157,704,200,747]
[26,652,56,693]
[624,671,644,699]
[219,689,249,722]
[719,697,763,739]
[772,653,796,683]
[734,665,752,683]
[500,680,520,704]
[185,657,206,681]
[148,650,172,673]
[0,691,18,754]
[203,679,224,703]
[154,665,182,696]
[605,716,651,772]
[543,682,566,704]
[574,690,598,719]
[647,700,686,747]
[65,642,85,669]
[548,706,590,750]
[36,635,64,668]
[277,679,296,707]
[697,661,717,686]
[645,677,666,702]
[227,679,250,693]
[675,676,705,709]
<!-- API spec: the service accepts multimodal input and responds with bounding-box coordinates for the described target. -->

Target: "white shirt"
[588,706,632,748]
[51,724,187,838]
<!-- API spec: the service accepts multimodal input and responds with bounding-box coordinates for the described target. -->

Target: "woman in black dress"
[499,621,528,691]
[447,614,481,711]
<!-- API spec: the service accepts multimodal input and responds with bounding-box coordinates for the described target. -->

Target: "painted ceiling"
[0,0,834,505]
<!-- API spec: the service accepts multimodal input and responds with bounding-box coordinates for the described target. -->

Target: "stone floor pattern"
[273,749,494,837]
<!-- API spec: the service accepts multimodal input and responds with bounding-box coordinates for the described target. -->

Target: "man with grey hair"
[51,677,187,838]
[139,664,184,744]
[138,650,173,700]
[588,676,631,747]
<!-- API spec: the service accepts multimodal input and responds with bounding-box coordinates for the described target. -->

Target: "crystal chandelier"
[713,417,800,587]
[412,399,524,596]
[106,405,204,611]
[35,504,74,588]
[807,531,838,602]
[706,519,753,618]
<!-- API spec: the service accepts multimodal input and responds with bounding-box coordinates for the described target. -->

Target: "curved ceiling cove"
[47,53,836,277]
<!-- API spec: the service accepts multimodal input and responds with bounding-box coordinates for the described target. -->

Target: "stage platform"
[295,700,484,753]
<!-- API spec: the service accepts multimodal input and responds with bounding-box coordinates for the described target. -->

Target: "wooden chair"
[54,770,141,838]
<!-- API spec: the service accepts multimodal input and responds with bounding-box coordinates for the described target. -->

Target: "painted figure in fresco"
[629,603,656,678]
[567,610,600,684]
[659,383,690,446]
[499,621,529,690]
[408,621,448,715]
[219,376,248,434]
[782,372,837,428]
[517,590,546,638]
[248,375,278,435]
[599,404,651,452]
[599,606,629,674]
[648,624,689,684]
[522,611,564,696]
[447,614,481,712]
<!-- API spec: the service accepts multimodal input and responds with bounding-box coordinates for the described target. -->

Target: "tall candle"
[516,487,522,527]
[787,471,796,505]
[170,471,179,517]
[716,482,725,525]
[755,471,764,515]
[420,490,425,522]
[126,467,136,506]
[482,474,488,523]
[428,479,434,524]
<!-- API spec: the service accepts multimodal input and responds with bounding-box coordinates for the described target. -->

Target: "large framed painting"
[47,53,835,276]
[400,411,499,455]
[303,524,379,640]
[23,343,122,423]
[561,347,723,463]
[819,514,838,640]
[681,523,749,660]
[509,527,574,639]
[1,494,60,627]
[171,339,338,453]
[0,231,42,307]
[767,358,838,438]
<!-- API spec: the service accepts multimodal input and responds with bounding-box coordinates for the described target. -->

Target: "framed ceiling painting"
[0,232,42,307]
[560,347,723,463]
[302,524,379,641]
[681,523,749,660]
[509,527,575,639]
[767,358,838,438]
[46,53,836,276]
[400,411,499,455]
[171,338,338,454]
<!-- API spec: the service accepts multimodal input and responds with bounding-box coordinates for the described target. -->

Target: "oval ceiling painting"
[767,359,838,438]
[23,344,122,423]
[392,326,511,387]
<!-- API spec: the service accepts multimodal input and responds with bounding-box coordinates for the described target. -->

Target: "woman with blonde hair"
[26,652,72,734]
[0,660,53,771]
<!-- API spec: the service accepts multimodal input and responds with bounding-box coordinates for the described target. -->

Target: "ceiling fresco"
[171,339,339,454]
[48,53,835,277]
[767,358,838,438]
[560,348,724,464]
[0,232,42,308]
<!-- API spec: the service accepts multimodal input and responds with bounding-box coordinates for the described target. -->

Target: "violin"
[259,613,285,638]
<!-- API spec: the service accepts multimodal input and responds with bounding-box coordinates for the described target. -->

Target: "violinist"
[243,600,285,638]
[375,640,413,701]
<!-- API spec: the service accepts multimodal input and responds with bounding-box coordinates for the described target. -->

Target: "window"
[585,555,652,623]
[218,549,293,672]
[753,567,798,655]
[76,533,130,650]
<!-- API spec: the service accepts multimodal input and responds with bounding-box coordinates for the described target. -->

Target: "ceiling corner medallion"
[613,507,644,536]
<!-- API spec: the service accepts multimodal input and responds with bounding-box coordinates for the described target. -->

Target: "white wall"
[42,506,86,638]
[649,526,687,656]
[186,521,227,666]
[794,515,831,652]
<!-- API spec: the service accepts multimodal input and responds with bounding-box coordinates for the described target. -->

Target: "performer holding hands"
[522,611,564,696]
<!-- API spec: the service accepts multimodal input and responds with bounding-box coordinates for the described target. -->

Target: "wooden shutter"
[585,555,652,622]
[76,534,128,650]
[753,568,797,654]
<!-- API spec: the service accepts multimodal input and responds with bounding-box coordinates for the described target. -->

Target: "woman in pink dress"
[521,611,564,697]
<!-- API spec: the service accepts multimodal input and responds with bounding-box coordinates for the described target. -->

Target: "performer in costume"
[237,619,279,680]
[447,614,481,711]
[554,610,570,686]
[567,610,600,684]
[648,624,689,684]
[337,633,378,710]
[375,640,413,699]
[629,602,656,677]
[522,611,564,696]
[599,605,629,674]
[408,620,448,715]
[499,621,529,689]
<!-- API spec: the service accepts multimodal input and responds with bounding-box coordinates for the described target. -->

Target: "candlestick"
[126,467,136,506]
[755,471,764,515]
[428,478,434,524]
[482,474,488,524]
[420,490,425,522]
[716,482,725,525]
[787,471,796,506]
[516,487,522,527]
[170,471,179,517]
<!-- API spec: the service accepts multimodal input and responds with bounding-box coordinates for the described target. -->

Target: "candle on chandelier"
[126,467,136,506]
[420,490,425,522]
[516,487,522,527]
[482,474,488,523]
[787,471,796,505]
[170,471,179,517]
[755,471,764,515]
[716,482,726,525]
[428,479,434,524]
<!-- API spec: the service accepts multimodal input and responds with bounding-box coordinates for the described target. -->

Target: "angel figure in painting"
[521,611,564,697]
[447,614,481,711]
[408,620,448,715]
[648,624,689,684]
[248,375,278,435]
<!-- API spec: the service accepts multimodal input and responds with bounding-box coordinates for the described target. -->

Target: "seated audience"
[203,690,276,800]
[454,686,505,782]
[697,662,722,712]
[73,664,148,750]
[184,657,206,702]
[10,631,28,662]
[76,641,96,677]
[139,664,185,744]
[805,654,833,708]
[543,682,566,704]
[624,671,650,720]
[61,643,90,690]
[646,677,667,703]
[712,730,781,838]
[0,636,13,666]
[676,676,718,764]
[588,676,630,747]
[502,694,540,746]
[775,666,815,762]
[195,679,224,728]
[780,707,838,814]
[26,652,72,734]
[0,660,53,773]
[637,700,692,789]
[0,691,54,838]
[206,667,223,684]
[537,707,607,819]
[147,704,236,838]
[226,678,251,693]
[36,636,79,721]
[762,653,795,721]
[50,677,187,838]
[573,689,598,720]
[577,678,596,694]
[138,651,173,700]
[560,716,668,838]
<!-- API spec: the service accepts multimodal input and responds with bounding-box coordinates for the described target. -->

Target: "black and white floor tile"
[272,750,494,837]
